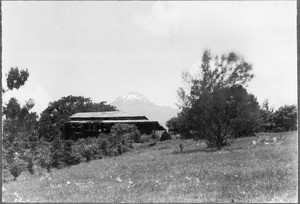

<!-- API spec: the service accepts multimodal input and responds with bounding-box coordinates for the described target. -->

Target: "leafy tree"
[2,67,29,94]
[166,109,192,138]
[273,105,297,132]
[2,98,39,177]
[1,67,30,153]
[260,99,276,132]
[2,67,39,179]
[174,50,256,149]
[38,95,116,141]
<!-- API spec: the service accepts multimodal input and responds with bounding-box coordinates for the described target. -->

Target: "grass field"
[2,131,298,203]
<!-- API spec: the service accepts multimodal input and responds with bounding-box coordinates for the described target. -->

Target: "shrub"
[230,118,257,138]
[36,143,52,172]
[72,137,104,162]
[21,149,35,175]
[9,156,26,181]
[110,123,141,143]
[50,138,64,168]
[61,140,81,166]
[273,105,297,131]
[140,134,152,143]
[160,131,172,141]
[274,127,285,133]
[98,137,110,156]
[151,131,160,140]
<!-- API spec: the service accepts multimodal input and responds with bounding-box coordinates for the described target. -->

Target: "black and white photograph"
[1,1,297,202]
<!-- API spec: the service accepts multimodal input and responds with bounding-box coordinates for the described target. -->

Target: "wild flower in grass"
[50,183,62,188]
[87,181,94,185]
[116,177,122,182]
[128,180,133,185]
[186,176,191,181]
[13,192,29,202]
[66,181,71,185]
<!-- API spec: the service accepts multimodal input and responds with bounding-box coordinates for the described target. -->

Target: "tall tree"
[1,67,29,145]
[174,50,256,149]
[2,98,39,178]
[38,95,116,141]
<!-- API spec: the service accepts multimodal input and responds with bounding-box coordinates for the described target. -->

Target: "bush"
[50,138,64,168]
[61,140,81,166]
[9,156,26,181]
[273,105,297,131]
[140,134,152,143]
[110,123,141,143]
[98,136,110,156]
[21,149,36,175]
[230,118,257,138]
[274,127,285,133]
[36,143,52,172]
[151,131,160,140]
[160,131,172,141]
[71,137,107,162]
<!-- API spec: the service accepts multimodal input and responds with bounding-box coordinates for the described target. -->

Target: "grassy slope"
[2,131,298,203]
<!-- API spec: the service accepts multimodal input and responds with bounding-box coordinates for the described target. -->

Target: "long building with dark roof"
[63,111,165,140]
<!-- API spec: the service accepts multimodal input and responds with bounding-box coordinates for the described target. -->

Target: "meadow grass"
[2,131,297,202]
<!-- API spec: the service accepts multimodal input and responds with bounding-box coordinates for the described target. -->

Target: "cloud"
[134,1,295,39]
[134,2,186,36]
[2,78,51,116]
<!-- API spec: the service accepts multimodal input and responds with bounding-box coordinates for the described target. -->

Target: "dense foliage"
[3,67,29,94]
[2,98,39,180]
[110,123,141,143]
[34,124,141,172]
[259,100,297,132]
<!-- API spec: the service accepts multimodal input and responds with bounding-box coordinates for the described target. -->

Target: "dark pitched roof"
[70,111,148,121]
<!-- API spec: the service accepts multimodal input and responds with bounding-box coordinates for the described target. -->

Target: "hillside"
[111,92,179,128]
[2,131,298,202]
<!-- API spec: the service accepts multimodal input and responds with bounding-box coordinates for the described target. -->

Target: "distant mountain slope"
[111,92,179,128]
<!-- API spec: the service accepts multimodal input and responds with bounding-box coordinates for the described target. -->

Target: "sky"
[2,1,297,115]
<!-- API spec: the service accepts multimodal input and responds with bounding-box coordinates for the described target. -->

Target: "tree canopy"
[3,67,29,94]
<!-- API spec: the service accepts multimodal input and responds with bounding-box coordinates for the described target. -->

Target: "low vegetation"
[2,131,297,202]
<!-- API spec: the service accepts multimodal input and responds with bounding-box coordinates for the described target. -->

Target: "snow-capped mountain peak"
[116,92,150,103]
[111,92,179,128]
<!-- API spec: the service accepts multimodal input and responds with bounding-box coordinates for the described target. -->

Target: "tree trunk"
[46,165,51,173]
[216,134,222,150]
[217,141,222,150]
